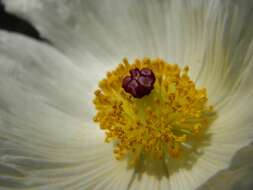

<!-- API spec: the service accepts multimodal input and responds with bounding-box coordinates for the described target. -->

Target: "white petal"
[196,2,253,187]
[4,0,252,107]
[2,1,253,189]
[198,144,253,190]
[130,174,160,190]
[0,30,96,121]
[2,0,211,69]
[4,1,251,96]
[195,0,253,107]
[0,31,134,189]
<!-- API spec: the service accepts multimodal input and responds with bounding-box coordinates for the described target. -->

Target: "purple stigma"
[122,68,155,98]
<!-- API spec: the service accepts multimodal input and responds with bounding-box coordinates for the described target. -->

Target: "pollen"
[93,58,215,164]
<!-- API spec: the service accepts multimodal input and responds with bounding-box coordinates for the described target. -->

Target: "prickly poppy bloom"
[0,0,253,190]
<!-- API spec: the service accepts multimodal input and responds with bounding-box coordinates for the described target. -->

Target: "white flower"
[0,0,253,190]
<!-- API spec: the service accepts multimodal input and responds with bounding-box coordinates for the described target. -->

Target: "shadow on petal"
[197,143,253,190]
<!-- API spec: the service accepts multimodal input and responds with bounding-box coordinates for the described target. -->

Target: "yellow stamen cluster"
[93,58,214,164]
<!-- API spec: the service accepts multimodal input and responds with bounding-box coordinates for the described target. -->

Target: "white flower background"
[0,0,252,189]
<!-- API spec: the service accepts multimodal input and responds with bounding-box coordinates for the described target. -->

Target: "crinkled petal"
[1,1,253,190]
[2,0,210,72]
[0,30,98,120]
[0,31,134,189]
[3,0,252,107]
[196,0,253,108]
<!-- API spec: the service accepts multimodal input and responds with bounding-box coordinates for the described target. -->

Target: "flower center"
[93,58,215,165]
[122,68,155,98]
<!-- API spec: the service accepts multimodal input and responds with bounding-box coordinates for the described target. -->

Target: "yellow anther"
[93,58,215,164]
[169,144,181,158]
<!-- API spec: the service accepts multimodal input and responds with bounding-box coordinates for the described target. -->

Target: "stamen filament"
[93,58,215,164]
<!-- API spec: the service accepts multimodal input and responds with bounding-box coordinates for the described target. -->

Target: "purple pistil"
[122,68,155,98]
